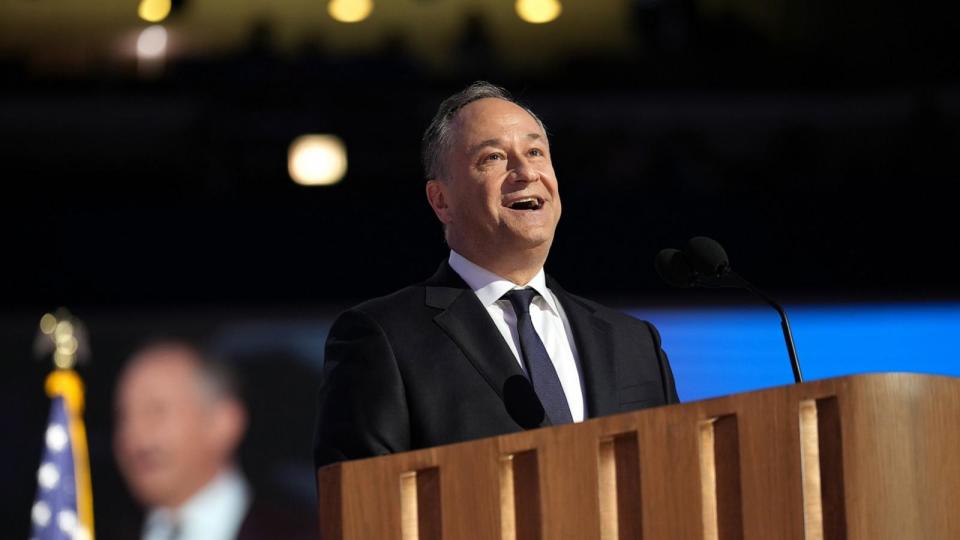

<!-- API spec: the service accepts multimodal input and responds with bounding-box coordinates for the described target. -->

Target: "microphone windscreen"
[655,248,695,288]
[503,375,546,429]
[686,236,730,276]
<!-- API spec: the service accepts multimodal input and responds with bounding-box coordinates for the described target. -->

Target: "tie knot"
[503,288,539,316]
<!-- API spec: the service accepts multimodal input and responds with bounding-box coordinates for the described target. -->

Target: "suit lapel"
[548,277,619,419]
[424,261,529,404]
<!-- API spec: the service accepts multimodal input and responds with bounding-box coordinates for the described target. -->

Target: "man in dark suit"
[314,82,679,469]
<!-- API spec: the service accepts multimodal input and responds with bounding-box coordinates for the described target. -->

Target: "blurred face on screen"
[113,344,244,509]
[426,98,561,274]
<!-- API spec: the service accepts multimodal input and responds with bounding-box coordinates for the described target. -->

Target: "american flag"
[30,372,94,540]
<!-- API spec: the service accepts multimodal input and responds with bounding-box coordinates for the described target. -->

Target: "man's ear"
[426,179,452,224]
[210,399,247,456]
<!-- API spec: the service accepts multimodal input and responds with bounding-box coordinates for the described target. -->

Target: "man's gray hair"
[127,339,242,404]
[421,81,547,181]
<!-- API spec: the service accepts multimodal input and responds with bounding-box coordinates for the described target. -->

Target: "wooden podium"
[316,373,960,539]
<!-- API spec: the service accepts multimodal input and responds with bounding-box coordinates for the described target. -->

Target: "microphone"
[655,237,804,383]
[654,248,697,288]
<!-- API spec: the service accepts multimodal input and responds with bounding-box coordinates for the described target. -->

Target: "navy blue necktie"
[503,288,573,425]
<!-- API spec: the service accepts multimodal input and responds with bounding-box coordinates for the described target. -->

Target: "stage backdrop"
[632,301,960,401]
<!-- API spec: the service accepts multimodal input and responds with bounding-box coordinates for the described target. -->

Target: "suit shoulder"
[559,290,653,328]
[337,284,428,326]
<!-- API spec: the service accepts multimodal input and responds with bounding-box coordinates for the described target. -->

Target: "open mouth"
[504,196,544,211]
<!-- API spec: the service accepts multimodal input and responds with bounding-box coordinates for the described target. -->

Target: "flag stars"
[31,501,51,527]
[37,462,60,490]
[58,509,78,535]
[46,424,68,452]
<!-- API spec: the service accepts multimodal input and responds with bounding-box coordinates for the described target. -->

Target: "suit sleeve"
[314,308,411,470]
[644,320,681,404]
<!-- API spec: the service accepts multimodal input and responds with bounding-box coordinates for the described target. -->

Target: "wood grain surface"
[317,374,960,540]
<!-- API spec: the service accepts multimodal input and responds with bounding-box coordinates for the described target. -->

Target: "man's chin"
[501,233,554,256]
[129,474,178,506]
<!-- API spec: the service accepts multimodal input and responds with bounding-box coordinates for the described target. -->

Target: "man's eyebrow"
[467,134,544,154]
[526,133,549,148]
[467,138,503,155]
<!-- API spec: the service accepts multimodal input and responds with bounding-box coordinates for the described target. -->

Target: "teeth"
[508,197,541,210]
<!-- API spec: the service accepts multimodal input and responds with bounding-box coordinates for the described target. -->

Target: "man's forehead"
[119,350,201,395]
[456,98,540,126]
[451,98,545,144]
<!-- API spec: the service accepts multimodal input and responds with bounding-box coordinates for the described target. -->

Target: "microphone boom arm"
[721,271,804,384]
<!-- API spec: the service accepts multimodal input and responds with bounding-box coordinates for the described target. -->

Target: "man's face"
[430,98,561,263]
[113,349,230,508]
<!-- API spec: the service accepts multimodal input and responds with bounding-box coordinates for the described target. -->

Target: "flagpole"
[35,310,95,540]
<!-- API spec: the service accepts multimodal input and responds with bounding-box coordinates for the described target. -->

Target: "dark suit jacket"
[313,261,679,468]
[236,496,317,540]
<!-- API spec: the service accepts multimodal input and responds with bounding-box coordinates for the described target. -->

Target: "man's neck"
[491,265,540,286]
[455,252,545,285]
[158,465,227,511]
[146,466,250,540]
[450,243,549,286]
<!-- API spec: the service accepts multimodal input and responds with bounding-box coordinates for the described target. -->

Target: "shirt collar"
[146,467,250,540]
[448,250,559,314]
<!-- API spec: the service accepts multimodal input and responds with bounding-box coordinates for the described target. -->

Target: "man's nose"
[509,159,540,183]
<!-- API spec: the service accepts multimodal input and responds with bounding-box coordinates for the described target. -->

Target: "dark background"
[3,0,959,537]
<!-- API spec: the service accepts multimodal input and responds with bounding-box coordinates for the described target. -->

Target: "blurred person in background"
[113,340,312,540]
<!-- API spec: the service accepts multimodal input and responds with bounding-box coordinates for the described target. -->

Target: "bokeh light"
[328,0,374,23]
[288,134,348,186]
[137,0,172,23]
[39,313,57,335]
[515,0,562,24]
[136,25,168,60]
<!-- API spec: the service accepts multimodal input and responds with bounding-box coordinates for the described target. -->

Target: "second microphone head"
[655,248,697,288]
[686,236,730,278]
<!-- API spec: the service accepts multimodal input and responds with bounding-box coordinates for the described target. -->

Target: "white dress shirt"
[448,250,585,422]
[142,467,250,540]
